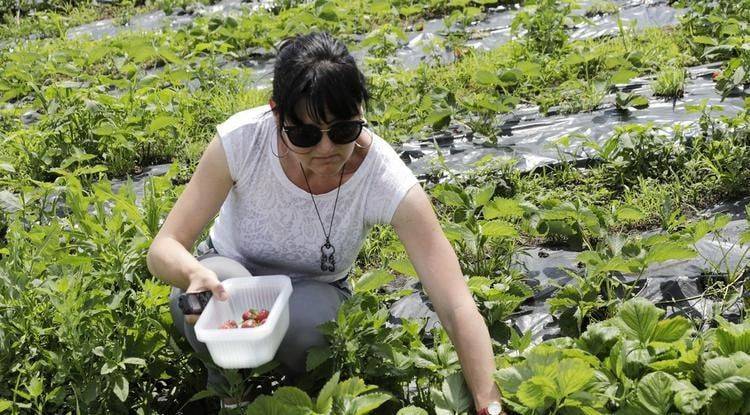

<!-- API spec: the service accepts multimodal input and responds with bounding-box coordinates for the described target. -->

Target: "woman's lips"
[314,155,338,161]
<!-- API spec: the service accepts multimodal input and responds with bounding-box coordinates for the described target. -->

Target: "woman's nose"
[318,131,336,153]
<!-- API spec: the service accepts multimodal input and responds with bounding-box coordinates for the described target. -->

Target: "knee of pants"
[274,280,348,374]
[276,324,328,374]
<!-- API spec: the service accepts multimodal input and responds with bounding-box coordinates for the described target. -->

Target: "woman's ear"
[269,99,277,111]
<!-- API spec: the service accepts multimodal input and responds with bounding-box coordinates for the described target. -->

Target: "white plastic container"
[194,275,293,369]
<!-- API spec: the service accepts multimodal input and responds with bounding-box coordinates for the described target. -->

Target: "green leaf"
[187,389,216,402]
[740,230,750,245]
[426,110,452,131]
[636,372,675,415]
[652,317,692,343]
[474,70,499,86]
[473,184,495,208]
[704,357,737,385]
[518,376,554,410]
[630,95,650,109]
[673,381,714,415]
[0,400,12,413]
[480,220,518,238]
[246,395,297,415]
[158,47,184,64]
[556,359,594,397]
[113,376,129,402]
[26,377,43,398]
[611,69,638,84]
[715,323,750,355]
[101,362,118,375]
[389,259,417,277]
[618,298,663,344]
[306,345,331,371]
[437,190,465,207]
[355,270,394,293]
[644,243,696,264]
[148,115,179,133]
[692,35,718,46]
[351,392,391,414]
[315,372,340,413]
[616,206,645,222]
[396,407,428,415]
[122,357,146,366]
[484,198,524,220]
[441,372,472,412]
[273,387,313,409]
[495,367,524,395]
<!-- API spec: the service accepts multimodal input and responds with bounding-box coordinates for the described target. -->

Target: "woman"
[146,31,503,414]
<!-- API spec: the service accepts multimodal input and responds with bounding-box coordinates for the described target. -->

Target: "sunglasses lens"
[329,122,363,144]
[286,126,321,148]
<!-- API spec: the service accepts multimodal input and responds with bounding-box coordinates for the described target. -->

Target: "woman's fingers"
[184,268,230,326]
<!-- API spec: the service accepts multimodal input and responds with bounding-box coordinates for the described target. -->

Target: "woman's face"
[279,99,365,178]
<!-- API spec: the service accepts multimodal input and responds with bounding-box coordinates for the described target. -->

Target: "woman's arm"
[391,185,502,411]
[146,135,234,322]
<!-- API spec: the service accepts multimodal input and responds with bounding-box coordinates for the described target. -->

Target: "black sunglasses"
[282,120,367,148]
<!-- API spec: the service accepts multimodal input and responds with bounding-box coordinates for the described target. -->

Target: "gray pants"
[168,238,351,390]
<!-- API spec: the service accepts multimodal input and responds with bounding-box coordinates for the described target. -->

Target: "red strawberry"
[242,308,257,321]
[712,71,721,81]
[219,320,238,329]
[241,319,258,328]
[255,309,269,322]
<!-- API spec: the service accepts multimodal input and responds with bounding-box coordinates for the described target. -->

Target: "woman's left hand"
[391,185,503,414]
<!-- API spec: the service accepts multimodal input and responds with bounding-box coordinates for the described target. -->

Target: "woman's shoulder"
[217,104,274,139]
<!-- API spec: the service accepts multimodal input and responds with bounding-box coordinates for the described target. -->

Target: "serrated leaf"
[556,359,594,397]
[636,372,675,415]
[273,387,313,408]
[484,198,524,219]
[351,392,391,414]
[652,317,692,343]
[704,357,737,385]
[441,372,472,412]
[644,243,696,264]
[480,220,518,238]
[473,184,495,208]
[355,270,394,293]
[315,372,340,413]
[618,298,663,344]
[518,377,554,409]
[246,395,298,415]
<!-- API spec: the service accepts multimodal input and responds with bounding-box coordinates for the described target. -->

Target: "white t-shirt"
[208,105,419,283]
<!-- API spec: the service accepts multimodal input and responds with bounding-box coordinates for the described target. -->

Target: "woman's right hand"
[184,267,229,325]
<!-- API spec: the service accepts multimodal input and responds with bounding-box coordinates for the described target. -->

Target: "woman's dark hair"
[271,31,369,130]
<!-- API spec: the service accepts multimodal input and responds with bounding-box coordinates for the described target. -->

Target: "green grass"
[652,66,686,98]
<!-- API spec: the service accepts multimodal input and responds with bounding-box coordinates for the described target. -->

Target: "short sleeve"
[365,138,420,225]
[215,106,272,185]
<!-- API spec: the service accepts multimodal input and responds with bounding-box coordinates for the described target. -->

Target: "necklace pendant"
[320,240,336,272]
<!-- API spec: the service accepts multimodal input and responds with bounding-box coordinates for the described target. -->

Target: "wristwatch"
[477,401,503,415]
[178,290,213,315]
